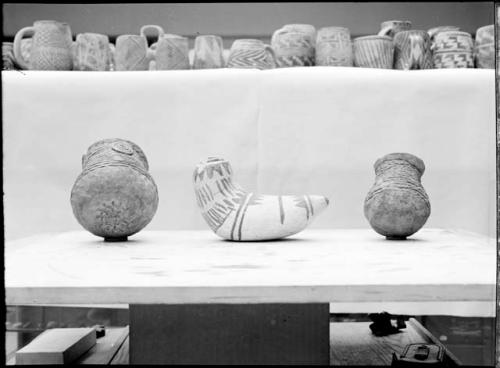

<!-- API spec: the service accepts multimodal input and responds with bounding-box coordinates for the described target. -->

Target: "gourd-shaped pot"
[364,153,430,240]
[71,138,159,241]
[193,157,329,241]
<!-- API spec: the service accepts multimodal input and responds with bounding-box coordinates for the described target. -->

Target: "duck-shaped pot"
[193,157,329,241]
[364,153,430,240]
[71,138,159,241]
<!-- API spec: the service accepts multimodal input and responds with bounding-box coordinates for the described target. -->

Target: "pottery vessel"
[475,25,494,47]
[13,20,73,70]
[432,31,474,68]
[151,34,190,70]
[393,30,433,70]
[315,27,352,66]
[3,42,16,70]
[227,39,276,69]
[193,35,225,69]
[378,20,412,38]
[193,157,329,241]
[475,43,494,69]
[71,138,159,241]
[271,24,316,67]
[353,35,394,69]
[364,153,430,240]
[115,34,154,71]
[73,33,110,71]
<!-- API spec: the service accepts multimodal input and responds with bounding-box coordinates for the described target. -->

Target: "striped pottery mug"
[271,24,316,67]
[393,30,433,70]
[3,42,16,70]
[378,20,412,38]
[353,35,394,69]
[315,26,352,66]
[227,39,276,70]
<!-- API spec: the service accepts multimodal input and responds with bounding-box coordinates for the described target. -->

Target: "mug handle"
[13,26,35,70]
[271,28,287,45]
[264,44,277,68]
[140,25,165,45]
[378,25,393,37]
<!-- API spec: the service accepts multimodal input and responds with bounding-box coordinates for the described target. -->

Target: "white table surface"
[5,228,495,316]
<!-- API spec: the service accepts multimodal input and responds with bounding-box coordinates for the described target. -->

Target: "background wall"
[3,2,494,47]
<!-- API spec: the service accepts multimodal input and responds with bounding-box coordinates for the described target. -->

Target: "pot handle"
[140,25,165,46]
[378,25,393,37]
[13,26,34,70]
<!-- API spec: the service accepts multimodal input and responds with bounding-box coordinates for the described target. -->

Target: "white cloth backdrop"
[3,68,495,242]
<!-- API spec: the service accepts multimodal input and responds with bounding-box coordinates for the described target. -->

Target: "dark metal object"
[93,325,106,338]
[392,343,449,367]
[369,312,406,336]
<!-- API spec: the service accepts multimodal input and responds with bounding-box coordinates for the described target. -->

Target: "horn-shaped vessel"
[193,157,329,241]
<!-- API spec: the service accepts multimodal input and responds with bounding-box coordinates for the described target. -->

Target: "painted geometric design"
[193,36,225,69]
[316,27,353,66]
[393,31,433,70]
[193,157,329,241]
[115,36,150,71]
[272,27,316,67]
[433,51,474,68]
[227,41,275,69]
[155,37,189,70]
[434,33,473,52]
[353,37,394,69]
[74,34,110,71]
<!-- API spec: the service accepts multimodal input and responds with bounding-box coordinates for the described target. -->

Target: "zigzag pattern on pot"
[193,157,329,241]
[434,35,473,51]
[353,39,393,68]
[227,48,273,69]
[433,51,473,68]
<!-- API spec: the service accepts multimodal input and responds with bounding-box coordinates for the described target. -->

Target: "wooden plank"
[129,303,330,365]
[5,229,495,311]
[75,327,129,365]
[15,328,96,365]
[110,336,129,365]
[330,319,461,366]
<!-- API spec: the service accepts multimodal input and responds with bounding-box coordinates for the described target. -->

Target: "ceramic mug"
[73,33,111,71]
[353,35,394,69]
[150,34,190,70]
[474,43,494,69]
[393,30,433,70]
[475,25,494,47]
[271,24,316,67]
[315,27,352,66]
[432,31,473,68]
[193,35,224,69]
[227,39,276,69]
[378,20,412,38]
[115,34,154,71]
[13,20,73,70]
[3,42,16,70]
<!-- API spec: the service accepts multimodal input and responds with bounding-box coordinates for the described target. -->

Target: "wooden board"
[129,303,330,365]
[330,318,461,366]
[15,328,96,365]
[75,327,129,365]
[5,229,495,311]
